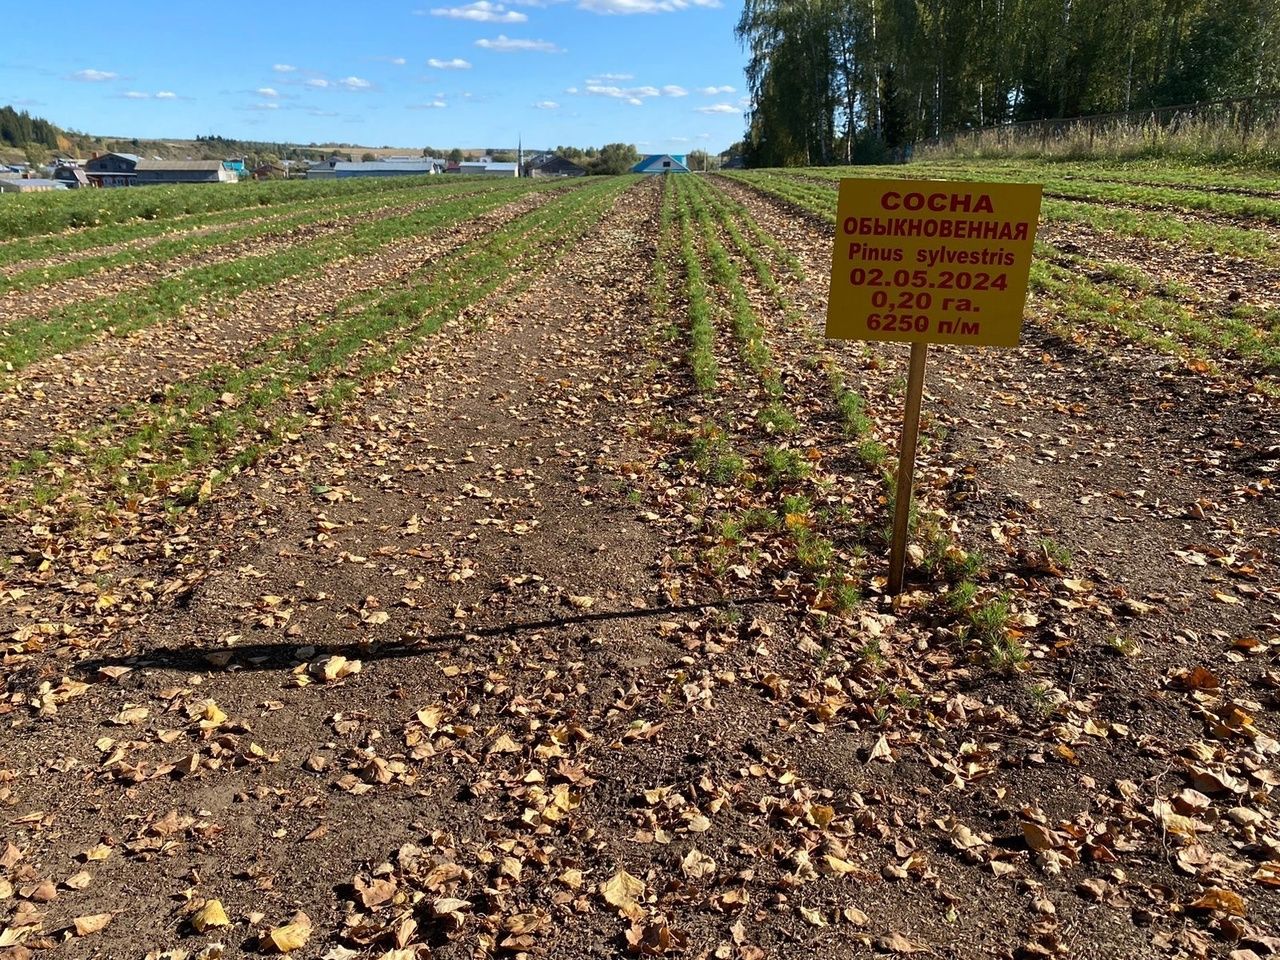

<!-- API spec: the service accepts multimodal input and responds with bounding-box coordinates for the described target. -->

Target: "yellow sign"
[826,179,1042,347]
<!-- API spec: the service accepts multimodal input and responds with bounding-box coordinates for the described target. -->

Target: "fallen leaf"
[680,848,717,881]
[798,905,826,927]
[73,913,113,936]
[1189,888,1246,916]
[877,931,922,953]
[601,869,646,911]
[192,900,230,932]
[262,912,312,953]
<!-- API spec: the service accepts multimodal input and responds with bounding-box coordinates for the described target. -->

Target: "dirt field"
[1,165,1277,960]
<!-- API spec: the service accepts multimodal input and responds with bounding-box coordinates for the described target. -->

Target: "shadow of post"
[74,593,779,675]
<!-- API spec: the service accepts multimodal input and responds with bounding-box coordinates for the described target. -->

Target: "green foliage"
[757,402,798,435]
[1,179,552,371]
[15,177,632,506]
[762,446,810,489]
[688,426,745,485]
[733,1,1280,166]
[674,181,719,393]
[591,143,642,176]
[0,105,61,150]
[0,171,454,242]
[946,581,979,614]
[1035,537,1073,571]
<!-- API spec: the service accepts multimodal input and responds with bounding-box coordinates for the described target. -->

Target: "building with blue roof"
[632,154,690,174]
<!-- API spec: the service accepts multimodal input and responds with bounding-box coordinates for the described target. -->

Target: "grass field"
[1,162,1277,960]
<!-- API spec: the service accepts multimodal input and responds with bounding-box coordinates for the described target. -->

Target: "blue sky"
[1,0,748,153]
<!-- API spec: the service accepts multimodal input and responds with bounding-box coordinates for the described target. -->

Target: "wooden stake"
[888,342,929,595]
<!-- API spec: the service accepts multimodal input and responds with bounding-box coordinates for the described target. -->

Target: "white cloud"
[697,84,734,95]
[410,100,449,109]
[662,85,687,97]
[306,78,330,88]
[579,0,720,11]
[695,103,737,114]
[582,82,659,106]
[247,102,280,111]
[257,87,280,98]
[670,136,690,142]
[121,90,183,100]
[427,57,473,69]
[273,64,298,73]
[591,72,634,81]
[431,1,527,21]
[389,57,407,65]
[564,86,579,94]
[339,76,373,90]
[71,69,118,82]
[534,100,560,109]
[308,109,339,117]
[475,34,563,52]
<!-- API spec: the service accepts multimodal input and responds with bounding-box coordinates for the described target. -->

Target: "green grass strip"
[0,179,563,372]
[0,178,507,298]
[13,178,633,508]
[0,172,481,241]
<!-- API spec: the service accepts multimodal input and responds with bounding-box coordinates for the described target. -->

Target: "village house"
[134,160,239,185]
[306,158,445,179]
[457,161,518,177]
[52,164,91,188]
[632,154,690,174]
[525,155,586,178]
[252,160,288,180]
[85,152,140,187]
[0,178,67,193]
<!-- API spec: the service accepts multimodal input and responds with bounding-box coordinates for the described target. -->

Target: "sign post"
[825,178,1043,595]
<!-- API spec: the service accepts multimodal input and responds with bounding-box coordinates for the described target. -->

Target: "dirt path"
[0,178,684,960]
[0,187,568,459]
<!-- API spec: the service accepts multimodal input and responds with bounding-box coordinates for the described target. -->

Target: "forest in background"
[736,0,1280,166]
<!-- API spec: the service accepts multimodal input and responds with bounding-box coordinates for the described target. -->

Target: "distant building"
[0,178,68,193]
[306,158,445,179]
[134,160,239,185]
[253,161,288,181]
[458,161,518,177]
[85,152,140,187]
[222,158,246,174]
[52,165,91,189]
[632,154,690,174]
[526,155,586,178]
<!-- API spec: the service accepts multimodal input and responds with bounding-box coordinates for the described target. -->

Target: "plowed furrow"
[0,188,567,455]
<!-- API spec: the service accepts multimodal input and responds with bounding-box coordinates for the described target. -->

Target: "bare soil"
[1,174,1278,960]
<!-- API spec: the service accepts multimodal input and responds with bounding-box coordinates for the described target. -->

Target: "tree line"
[736,0,1280,166]
[0,106,64,151]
